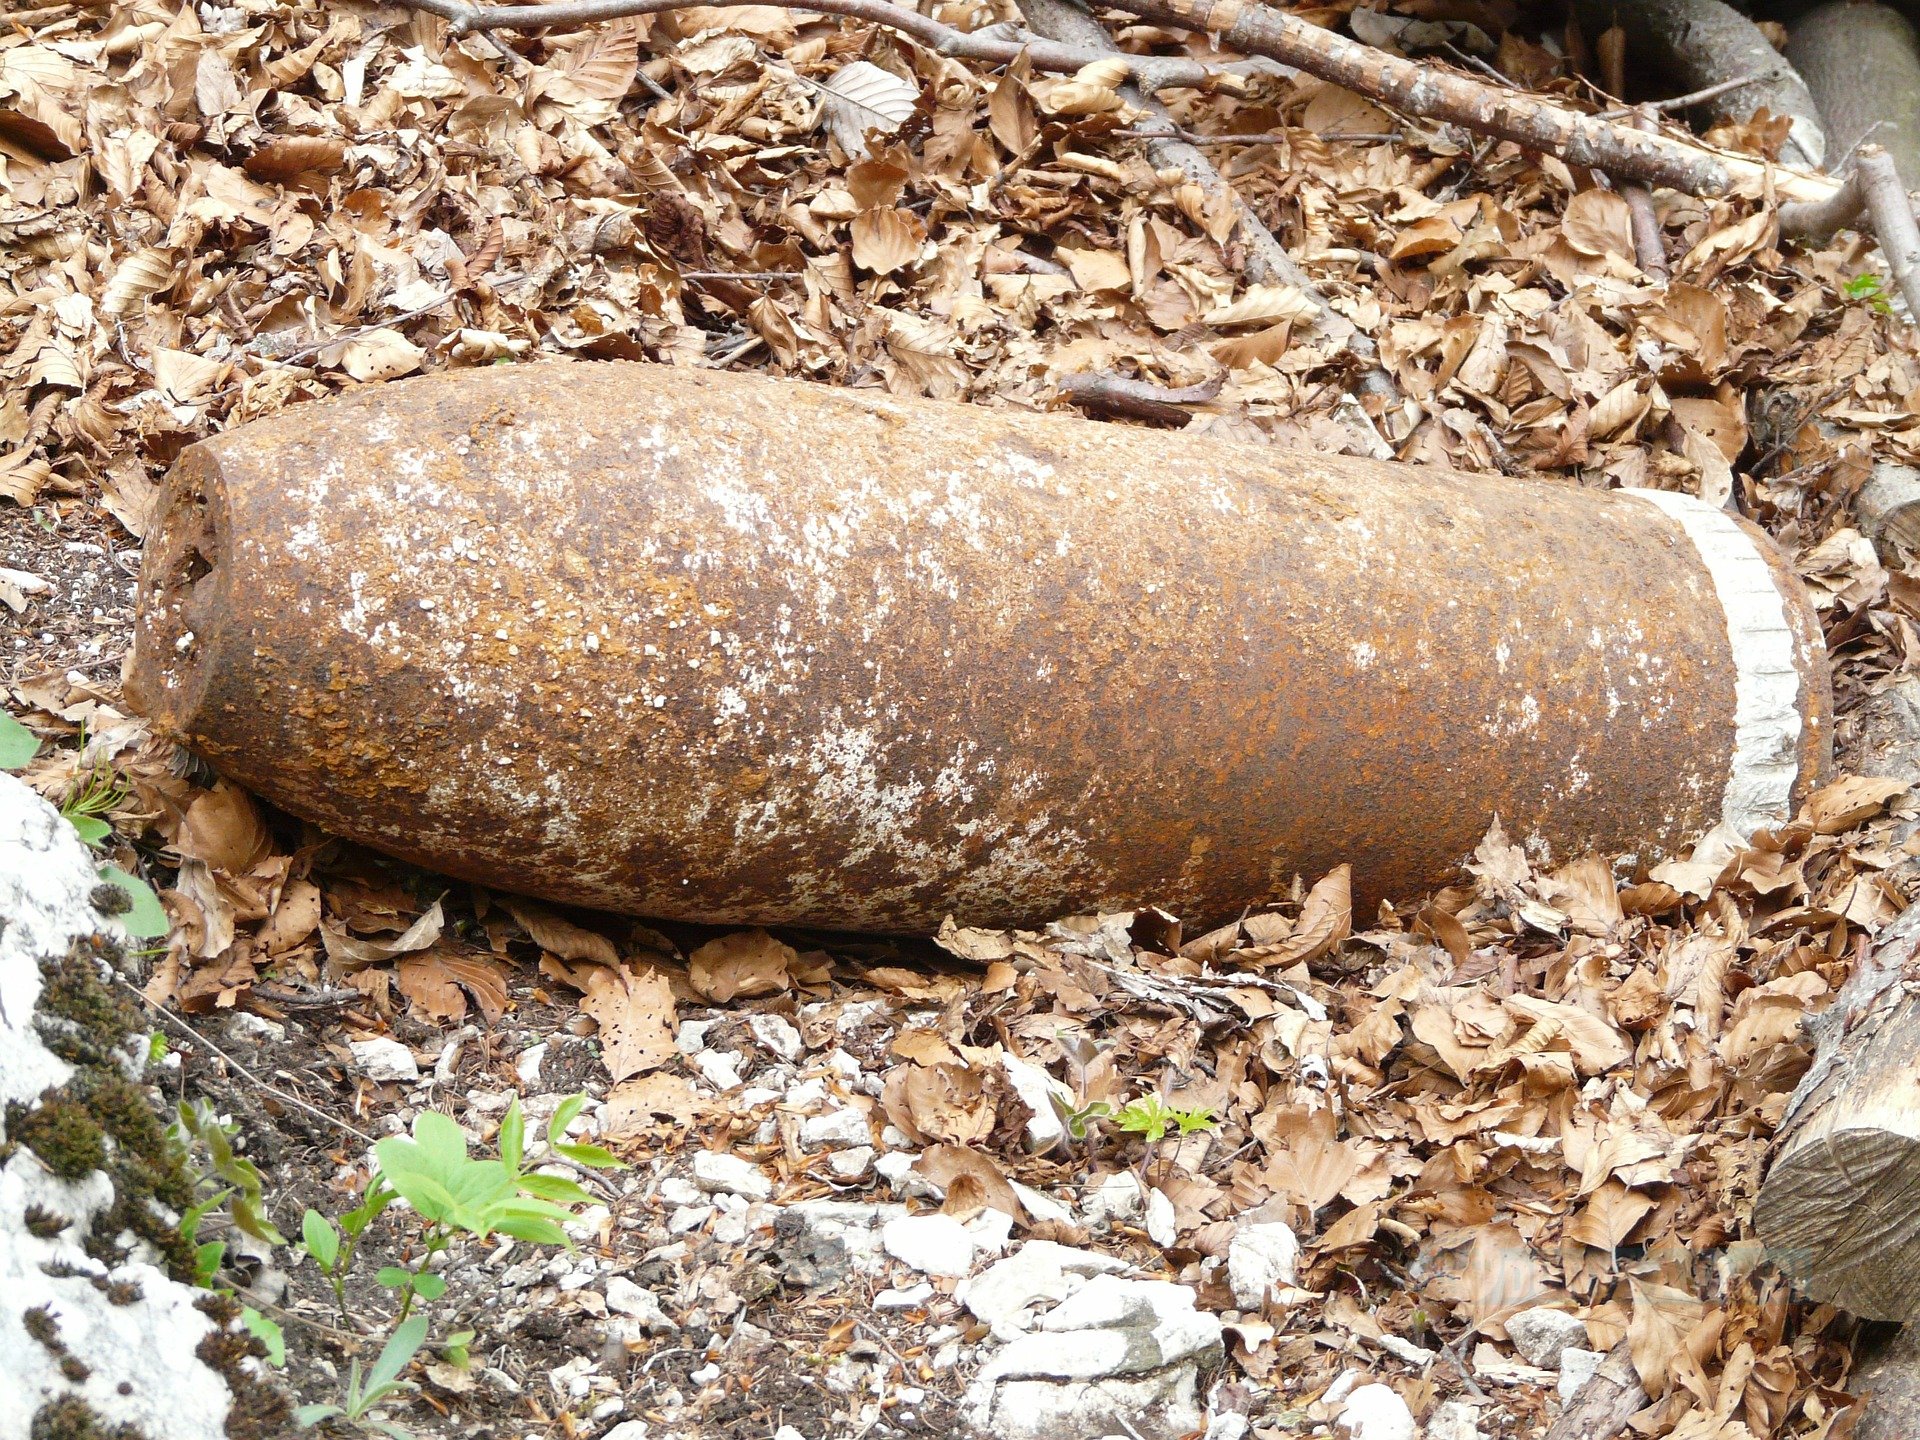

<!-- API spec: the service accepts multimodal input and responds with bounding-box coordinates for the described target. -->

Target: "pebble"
[514,1042,546,1085]
[1336,1383,1415,1440]
[1144,1186,1177,1246]
[350,1036,420,1083]
[1082,1171,1144,1226]
[774,1427,809,1440]
[689,1362,721,1385]
[748,1013,804,1062]
[691,1150,772,1201]
[957,1240,1129,1338]
[658,1177,701,1207]
[801,1107,873,1150]
[1558,1346,1605,1402]
[605,1276,674,1333]
[875,1282,934,1310]
[694,1049,744,1091]
[669,1205,713,1234]
[999,1052,1070,1152]
[1226,1220,1299,1309]
[785,1077,829,1111]
[1424,1400,1485,1440]
[676,1020,714,1054]
[828,1146,875,1180]
[966,1206,1015,1257]
[1506,1306,1589,1370]
[1010,1182,1075,1226]
[881,1213,975,1277]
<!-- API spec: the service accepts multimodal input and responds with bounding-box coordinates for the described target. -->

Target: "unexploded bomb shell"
[128,361,1828,933]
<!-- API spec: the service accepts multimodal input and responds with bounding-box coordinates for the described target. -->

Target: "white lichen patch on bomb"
[0,774,237,1440]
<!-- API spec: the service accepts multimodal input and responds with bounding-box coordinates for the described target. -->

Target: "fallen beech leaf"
[688,929,795,1002]
[322,901,445,971]
[582,963,677,1081]
[606,1071,703,1134]
[917,1143,1024,1223]
[1804,774,1909,834]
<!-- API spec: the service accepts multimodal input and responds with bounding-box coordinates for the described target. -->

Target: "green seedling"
[1846,272,1896,315]
[295,1314,429,1439]
[0,709,37,768]
[171,1098,288,1285]
[1113,1093,1219,1145]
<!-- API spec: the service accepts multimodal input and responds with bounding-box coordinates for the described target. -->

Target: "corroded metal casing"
[127,362,1829,933]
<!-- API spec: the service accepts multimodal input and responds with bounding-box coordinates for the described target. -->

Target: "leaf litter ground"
[7,0,1920,1437]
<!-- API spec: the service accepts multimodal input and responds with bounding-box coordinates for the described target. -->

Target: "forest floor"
[7,1,1920,1438]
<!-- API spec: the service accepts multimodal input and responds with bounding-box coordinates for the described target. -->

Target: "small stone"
[999,1052,1069,1152]
[676,1019,713,1053]
[828,1146,874,1181]
[748,1013,804,1063]
[774,1426,809,1440]
[350,1036,420,1083]
[658,1177,701,1206]
[962,1360,1204,1440]
[801,1107,873,1151]
[1336,1383,1415,1440]
[875,1282,934,1310]
[1010,1182,1075,1226]
[737,1085,782,1107]
[689,1362,721,1385]
[784,1077,829,1111]
[1424,1399,1485,1440]
[695,1049,744,1091]
[223,1012,285,1045]
[1558,1346,1605,1403]
[1227,1220,1299,1309]
[1082,1171,1143,1227]
[668,1205,714,1244]
[1375,1333,1436,1367]
[966,1206,1015,1257]
[1506,1306,1588,1370]
[881,1213,975,1277]
[605,1276,674,1333]
[1144,1186,1177,1246]
[514,1042,546,1085]
[692,1150,772,1201]
[600,1422,651,1440]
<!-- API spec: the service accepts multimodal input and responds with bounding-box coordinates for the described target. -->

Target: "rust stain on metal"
[127,361,1830,932]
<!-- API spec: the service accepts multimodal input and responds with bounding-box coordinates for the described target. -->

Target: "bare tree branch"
[1860,145,1920,316]
[1101,0,1840,202]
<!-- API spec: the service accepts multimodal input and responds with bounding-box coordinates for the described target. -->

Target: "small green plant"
[301,1095,622,1325]
[1846,272,1896,315]
[295,1315,430,1440]
[171,1099,289,1275]
[1112,1093,1219,1145]
[1051,1095,1112,1143]
[0,709,37,769]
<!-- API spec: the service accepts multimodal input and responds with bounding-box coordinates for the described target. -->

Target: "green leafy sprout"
[1846,272,1896,315]
[1112,1093,1220,1146]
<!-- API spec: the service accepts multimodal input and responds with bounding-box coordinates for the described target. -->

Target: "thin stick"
[1108,127,1400,145]
[120,977,379,1147]
[1594,72,1762,119]
[1623,113,1669,282]
[1859,144,1920,316]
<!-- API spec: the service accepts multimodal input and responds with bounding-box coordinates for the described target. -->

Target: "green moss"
[29,1396,143,1440]
[9,1097,107,1181]
[193,1296,292,1439]
[23,1205,70,1238]
[24,1305,61,1350]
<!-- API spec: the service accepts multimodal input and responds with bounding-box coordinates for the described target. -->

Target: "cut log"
[1788,1,1920,187]
[1541,1340,1647,1440]
[1754,904,1920,1318]
[1858,462,1920,558]
[1848,1322,1920,1440]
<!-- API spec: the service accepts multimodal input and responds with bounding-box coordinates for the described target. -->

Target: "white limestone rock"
[1336,1383,1416,1440]
[881,1212,975,1277]
[1227,1220,1300,1309]
[691,1149,773,1201]
[1505,1306,1589,1370]
[2,771,264,1440]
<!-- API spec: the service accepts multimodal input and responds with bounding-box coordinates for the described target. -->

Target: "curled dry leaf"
[503,897,620,966]
[918,1143,1025,1223]
[1562,188,1636,261]
[321,899,445,971]
[688,928,795,1002]
[241,136,348,183]
[396,950,511,1025]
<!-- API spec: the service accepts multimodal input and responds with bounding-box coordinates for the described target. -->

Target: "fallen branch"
[1056,368,1223,423]
[1859,145,1920,316]
[1623,112,1670,282]
[1103,0,1841,202]
[1788,0,1920,189]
